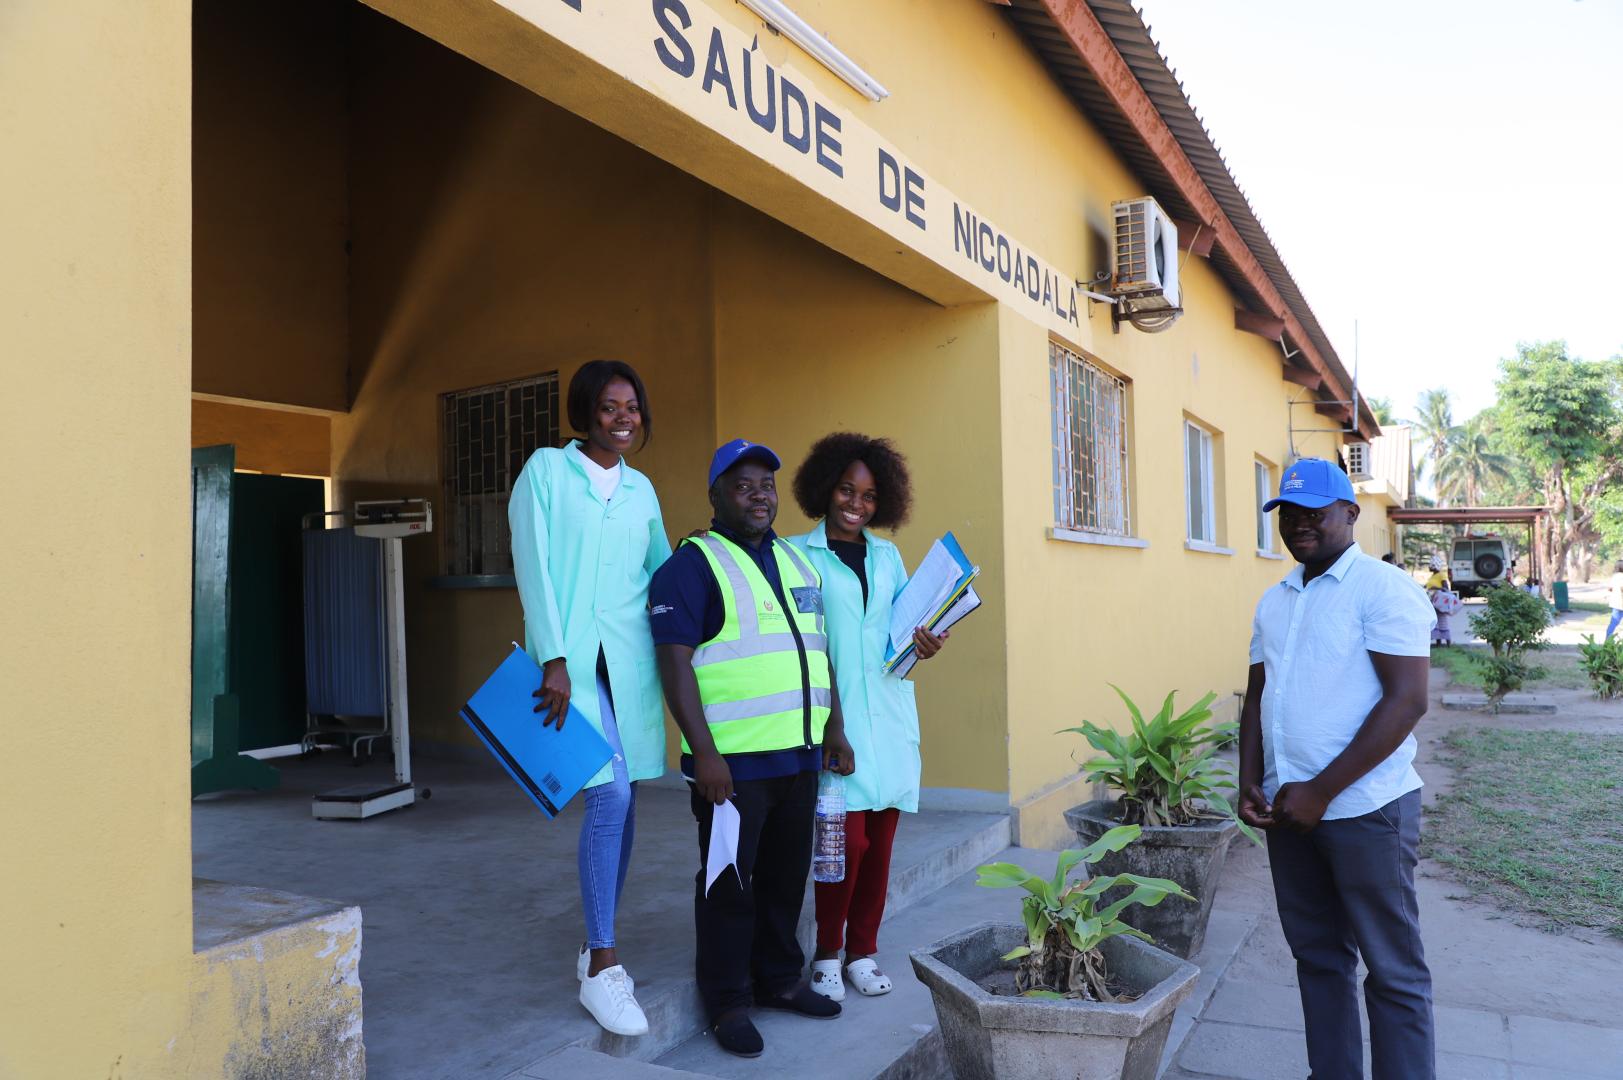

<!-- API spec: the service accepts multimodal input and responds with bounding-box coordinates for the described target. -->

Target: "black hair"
[566,360,652,448]
[792,432,913,531]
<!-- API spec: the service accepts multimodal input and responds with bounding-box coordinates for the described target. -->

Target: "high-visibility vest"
[683,532,832,755]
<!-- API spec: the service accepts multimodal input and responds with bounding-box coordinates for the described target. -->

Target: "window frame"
[1184,420,1216,544]
[1254,458,1275,554]
[1049,341,1133,540]
[439,371,560,577]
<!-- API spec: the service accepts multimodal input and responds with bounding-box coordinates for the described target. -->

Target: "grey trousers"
[1267,789,1435,1080]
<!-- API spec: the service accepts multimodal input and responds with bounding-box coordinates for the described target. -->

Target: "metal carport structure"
[1387,506,1551,589]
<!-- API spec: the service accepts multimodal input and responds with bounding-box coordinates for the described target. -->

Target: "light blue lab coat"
[508,443,672,788]
[790,522,922,813]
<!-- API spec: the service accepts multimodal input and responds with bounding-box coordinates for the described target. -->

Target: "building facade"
[3,0,1376,1074]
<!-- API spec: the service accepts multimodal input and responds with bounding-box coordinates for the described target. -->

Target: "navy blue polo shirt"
[649,519,821,781]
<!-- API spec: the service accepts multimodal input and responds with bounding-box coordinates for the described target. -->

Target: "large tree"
[1493,342,1623,582]
[1412,388,1455,503]
[1436,414,1513,507]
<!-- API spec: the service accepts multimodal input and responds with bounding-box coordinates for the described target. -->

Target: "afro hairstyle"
[792,432,913,531]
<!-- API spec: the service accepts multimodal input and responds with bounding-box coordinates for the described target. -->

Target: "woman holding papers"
[788,433,947,1003]
[508,360,671,1037]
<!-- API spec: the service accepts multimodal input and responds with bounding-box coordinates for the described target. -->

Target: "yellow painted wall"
[192,398,333,477]
[0,2,196,1076]
[193,0,350,412]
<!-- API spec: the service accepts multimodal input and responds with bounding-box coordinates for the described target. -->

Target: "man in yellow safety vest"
[651,439,856,1058]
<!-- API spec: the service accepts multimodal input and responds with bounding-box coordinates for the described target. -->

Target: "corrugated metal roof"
[1001,0,1372,432]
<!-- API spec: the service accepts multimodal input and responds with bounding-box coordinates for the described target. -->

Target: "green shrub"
[1578,635,1623,699]
[1469,585,1553,702]
[1059,686,1260,845]
[976,825,1191,1001]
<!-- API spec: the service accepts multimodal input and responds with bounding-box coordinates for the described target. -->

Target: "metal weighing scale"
[312,498,432,820]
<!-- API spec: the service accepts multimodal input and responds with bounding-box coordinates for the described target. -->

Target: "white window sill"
[1255,550,1286,561]
[1184,539,1235,556]
[1048,527,1149,549]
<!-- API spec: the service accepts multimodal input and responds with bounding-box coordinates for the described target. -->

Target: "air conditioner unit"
[1110,197,1181,323]
[1344,442,1372,481]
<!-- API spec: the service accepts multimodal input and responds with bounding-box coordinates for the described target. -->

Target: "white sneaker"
[578,947,634,992]
[810,959,846,1002]
[579,965,649,1036]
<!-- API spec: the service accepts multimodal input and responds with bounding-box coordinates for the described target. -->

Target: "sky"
[1133,0,1623,425]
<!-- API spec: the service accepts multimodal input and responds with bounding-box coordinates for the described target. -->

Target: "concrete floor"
[191,752,1006,1079]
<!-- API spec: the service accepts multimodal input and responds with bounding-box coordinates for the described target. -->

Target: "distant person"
[786,433,948,1003]
[1240,458,1437,1080]
[508,360,671,1037]
[1424,555,1456,647]
[1607,560,1623,642]
[649,439,856,1058]
[1381,552,1396,564]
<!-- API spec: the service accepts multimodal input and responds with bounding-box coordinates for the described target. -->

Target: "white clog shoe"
[810,959,846,1002]
[844,958,893,997]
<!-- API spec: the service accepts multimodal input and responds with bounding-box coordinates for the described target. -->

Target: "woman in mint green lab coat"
[508,360,671,1038]
[789,434,948,1004]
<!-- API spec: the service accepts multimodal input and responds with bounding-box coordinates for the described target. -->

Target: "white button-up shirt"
[1249,543,1434,820]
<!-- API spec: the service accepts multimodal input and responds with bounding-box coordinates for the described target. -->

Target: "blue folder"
[459,646,614,818]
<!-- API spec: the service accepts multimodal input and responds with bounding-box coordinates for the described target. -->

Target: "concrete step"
[513,1046,721,1079]
[504,809,1011,1077]
[654,848,1254,1080]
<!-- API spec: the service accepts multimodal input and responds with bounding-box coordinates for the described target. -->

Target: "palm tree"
[1436,416,1513,507]
[1413,388,1455,503]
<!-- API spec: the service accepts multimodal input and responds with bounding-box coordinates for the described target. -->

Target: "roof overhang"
[999,0,1378,440]
[1387,507,1549,526]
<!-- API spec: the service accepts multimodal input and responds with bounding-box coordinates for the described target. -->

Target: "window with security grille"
[441,373,559,575]
[1050,342,1131,537]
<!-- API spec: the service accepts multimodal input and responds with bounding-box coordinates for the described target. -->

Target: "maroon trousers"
[814,808,901,957]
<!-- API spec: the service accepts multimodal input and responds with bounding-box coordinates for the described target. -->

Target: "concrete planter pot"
[910,921,1198,1080]
[1063,800,1237,959]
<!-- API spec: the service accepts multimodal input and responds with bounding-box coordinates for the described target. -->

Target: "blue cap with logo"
[1263,457,1357,512]
[707,439,782,487]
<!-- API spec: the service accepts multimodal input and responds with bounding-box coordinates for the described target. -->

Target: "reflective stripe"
[703,686,833,724]
[695,534,757,638]
[694,633,828,666]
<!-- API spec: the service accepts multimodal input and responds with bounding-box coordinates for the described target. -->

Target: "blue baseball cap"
[1263,457,1357,512]
[707,439,781,487]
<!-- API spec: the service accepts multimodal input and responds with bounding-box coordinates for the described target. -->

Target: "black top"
[829,538,869,609]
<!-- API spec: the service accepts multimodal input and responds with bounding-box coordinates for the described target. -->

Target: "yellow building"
[3,0,1378,1075]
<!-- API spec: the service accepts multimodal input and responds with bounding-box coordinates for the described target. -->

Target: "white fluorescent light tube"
[736,0,891,101]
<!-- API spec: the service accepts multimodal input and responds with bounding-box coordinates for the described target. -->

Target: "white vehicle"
[1450,536,1512,598]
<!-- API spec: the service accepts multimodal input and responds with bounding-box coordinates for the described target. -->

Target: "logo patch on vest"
[791,586,823,615]
[763,600,774,612]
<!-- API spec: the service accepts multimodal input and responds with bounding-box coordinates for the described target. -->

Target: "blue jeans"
[1607,607,1623,641]
[579,676,636,950]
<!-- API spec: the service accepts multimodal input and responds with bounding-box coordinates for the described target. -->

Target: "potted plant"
[1061,686,1259,958]
[910,825,1199,1080]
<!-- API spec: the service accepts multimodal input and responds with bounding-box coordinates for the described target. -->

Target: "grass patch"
[1430,646,1589,690]
[1568,600,1607,614]
[1424,728,1623,938]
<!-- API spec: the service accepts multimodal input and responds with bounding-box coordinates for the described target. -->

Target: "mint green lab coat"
[790,522,922,813]
[508,443,672,788]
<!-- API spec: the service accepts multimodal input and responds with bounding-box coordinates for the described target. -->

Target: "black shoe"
[755,982,842,1019]
[713,1010,764,1058]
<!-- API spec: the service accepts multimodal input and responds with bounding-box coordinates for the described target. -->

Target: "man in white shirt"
[1240,457,1437,1080]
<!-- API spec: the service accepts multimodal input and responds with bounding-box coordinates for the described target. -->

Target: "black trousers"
[1267,790,1435,1080]
[691,770,816,1020]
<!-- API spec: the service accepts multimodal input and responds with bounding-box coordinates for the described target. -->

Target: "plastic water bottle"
[812,771,846,884]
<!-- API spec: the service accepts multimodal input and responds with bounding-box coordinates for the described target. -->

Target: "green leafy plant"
[1468,584,1553,703]
[975,825,1191,1002]
[1578,634,1623,700]
[1060,686,1260,846]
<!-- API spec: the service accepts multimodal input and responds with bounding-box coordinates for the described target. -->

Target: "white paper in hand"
[704,796,742,897]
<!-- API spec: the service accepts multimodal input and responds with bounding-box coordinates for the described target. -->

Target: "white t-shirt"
[1608,571,1623,611]
[1249,543,1436,820]
[577,448,622,504]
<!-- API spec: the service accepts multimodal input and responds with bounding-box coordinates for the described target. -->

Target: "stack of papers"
[884,532,981,677]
